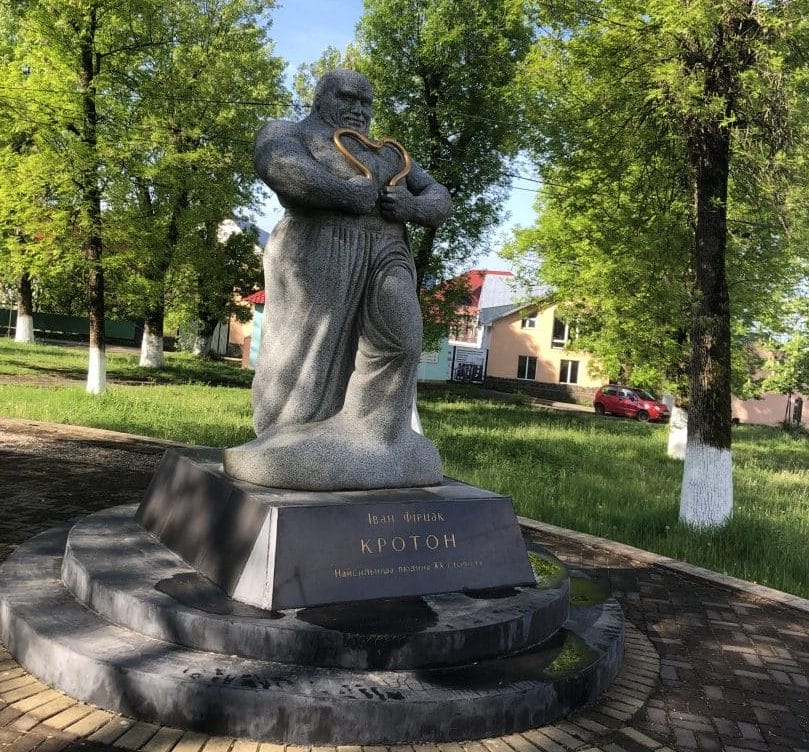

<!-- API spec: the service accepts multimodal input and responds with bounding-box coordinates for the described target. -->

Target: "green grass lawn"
[2,339,808,598]
[0,339,254,388]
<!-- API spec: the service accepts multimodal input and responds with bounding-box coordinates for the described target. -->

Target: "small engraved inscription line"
[334,566,395,578]
[397,564,431,573]
[366,511,447,526]
[332,558,484,579]
[401,511,445,523]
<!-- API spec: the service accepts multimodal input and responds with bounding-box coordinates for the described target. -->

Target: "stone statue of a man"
[223,70,452,491]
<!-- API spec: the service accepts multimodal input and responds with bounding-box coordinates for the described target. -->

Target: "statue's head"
[313,69,373,135]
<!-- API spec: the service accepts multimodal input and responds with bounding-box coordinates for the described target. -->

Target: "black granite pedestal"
[136,450,536,610]
[0,449,625,744]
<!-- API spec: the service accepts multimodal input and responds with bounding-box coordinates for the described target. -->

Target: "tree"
[0,131,82,344]
[104,0,285,368]
[0,7,27,342]
[1,0,169,391]
[2,1,285,374]
[0,2,70,343]
[505,171,694,394]
[354,0,532,343]
[292,45,362,109]
[167,221,263,358]
[511,0,807,526]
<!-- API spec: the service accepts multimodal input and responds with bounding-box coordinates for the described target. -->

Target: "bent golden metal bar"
[333,127,412,187]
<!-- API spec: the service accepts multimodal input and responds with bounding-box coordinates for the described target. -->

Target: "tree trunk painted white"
[139,327,164,368]
[86,345,107,395]
[192,333,212,358]
[14,314,35,343]
[15,273,35,343]
[410,395,424,435]
[667,406,687,460]
[679,439,733,528]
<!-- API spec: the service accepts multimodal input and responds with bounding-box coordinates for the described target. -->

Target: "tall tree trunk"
[80,5,106,395]
[86,233,106,394]
[413,226,438,293]
[191,221,223,360]
[680,124,733,527]
[136,178,165,369]
[192,317,218,359]
[137,187,188,368]
[15,272,35,343]
[140,307,165,368]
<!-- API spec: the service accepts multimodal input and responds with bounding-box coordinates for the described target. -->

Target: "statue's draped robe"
[252,208,420,443]
[224,127,444,490]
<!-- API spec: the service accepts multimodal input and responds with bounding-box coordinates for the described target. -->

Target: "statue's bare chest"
[305,131,403,187]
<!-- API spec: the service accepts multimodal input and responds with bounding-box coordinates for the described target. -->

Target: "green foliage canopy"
[505,0,809,401]
[103,0,285,341]
[356,0,532,286]
[0,0,285,360]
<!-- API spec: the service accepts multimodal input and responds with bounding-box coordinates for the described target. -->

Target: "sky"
[254,0,538,272]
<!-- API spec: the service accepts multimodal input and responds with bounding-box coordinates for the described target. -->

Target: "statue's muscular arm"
[379,160,452,228]
[254,120,377,215]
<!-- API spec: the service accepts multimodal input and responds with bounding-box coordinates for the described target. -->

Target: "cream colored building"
[482,301,804,424]
[485,303,602,399]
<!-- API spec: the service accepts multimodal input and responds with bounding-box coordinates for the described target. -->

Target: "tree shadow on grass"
[1,358,88,381]
[5,357,254,389]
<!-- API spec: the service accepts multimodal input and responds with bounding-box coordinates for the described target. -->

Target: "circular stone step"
[0,525,624,746]
[61,505,571,670]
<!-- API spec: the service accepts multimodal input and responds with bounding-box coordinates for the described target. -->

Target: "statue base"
[0,447,625,744]
[136,449,536,610]
[0,517,624,744]
[222,418,444,491]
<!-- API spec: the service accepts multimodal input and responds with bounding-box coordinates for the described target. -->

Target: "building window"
[559,359,579,384]
[520,316,537,329]
[517,355,537,380]
[451,313,478,343]
[551,317,570,348]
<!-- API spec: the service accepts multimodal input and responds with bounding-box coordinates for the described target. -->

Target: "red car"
[593,385,670,422]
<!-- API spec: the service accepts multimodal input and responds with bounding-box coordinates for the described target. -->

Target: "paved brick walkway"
[0,419,807,752]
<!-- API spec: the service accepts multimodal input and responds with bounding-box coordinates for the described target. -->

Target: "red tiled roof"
[243,290,265,304]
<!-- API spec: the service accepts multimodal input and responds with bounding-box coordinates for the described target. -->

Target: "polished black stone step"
[63,505,570,670]
[0,525,624,745]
